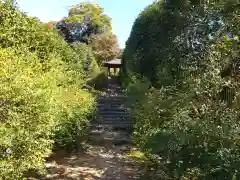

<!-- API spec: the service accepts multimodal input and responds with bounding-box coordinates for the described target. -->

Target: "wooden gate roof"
[103,59,122,68]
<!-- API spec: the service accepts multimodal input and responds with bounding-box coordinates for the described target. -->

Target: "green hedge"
[71,42,100,79]
[0,2,96,179]
[123,0,240,179]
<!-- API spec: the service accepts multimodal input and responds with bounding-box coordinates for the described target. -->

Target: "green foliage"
[0,2,96,179]
[123,0,240,179]
[71,42,106,91]
[68,2,112,32]
[89,31,121,65]
[0,49,54,179]
[86,68,109,90]
[71,42,100,79]
[53,85,95,147]
[57,2,112,43]
[55,2,120,68]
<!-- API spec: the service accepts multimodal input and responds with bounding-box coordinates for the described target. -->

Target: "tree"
[56,20,74,43]
[89,31,121,65]
[116,48,123,59]
[56,2,112,43]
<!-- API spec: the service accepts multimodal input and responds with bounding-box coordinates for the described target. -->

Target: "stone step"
[98,96,126,99]
[97,99,126,103]
[96,114,128,118]
[97,104,126,107]
[97,102,125,106]
[100,92,123,97]
[93,122,132,126]
[97,107,128,112]
[97,112,128,117]
[97,114,127,118]
[88,134,132,146]
[94,116,130,121]
[94,115,130,119]
[90,125,128,133]
[90,129,130,138]
[97,101,126,105]
[97,112,128,115]
[90,124,133,132]
[105,86,122,90]
[97,103,124,109]
[92,122,132,128]
[97,113,128,117]
[98,95,127,99]
[98,95,126,98]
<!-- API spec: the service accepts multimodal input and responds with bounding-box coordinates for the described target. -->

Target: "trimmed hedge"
[123,0,240,179]
[0,2,96,179]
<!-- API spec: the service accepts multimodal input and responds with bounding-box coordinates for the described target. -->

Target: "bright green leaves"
[68,2,112,31]
[57,2,112,44]
[0,2,96,179]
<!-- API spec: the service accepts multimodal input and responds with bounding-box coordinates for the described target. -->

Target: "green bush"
[123,0,240,179]
[53,85,95,148]
[0,48,55,178]
[0,2,96,179]
[86,69,109,90]
[71,42,110,91]
[71,42,100,79]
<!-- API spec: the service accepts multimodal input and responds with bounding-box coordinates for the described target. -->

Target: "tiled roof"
[104,59,121,65]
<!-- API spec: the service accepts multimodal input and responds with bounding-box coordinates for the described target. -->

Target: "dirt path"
[41,143,142,180]
[35,84,144,180]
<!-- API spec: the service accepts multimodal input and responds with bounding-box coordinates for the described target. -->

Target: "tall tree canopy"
[89,31,121,65]
[56,2,112,43]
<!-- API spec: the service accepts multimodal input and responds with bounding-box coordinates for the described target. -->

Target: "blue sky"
[17,0,154,48]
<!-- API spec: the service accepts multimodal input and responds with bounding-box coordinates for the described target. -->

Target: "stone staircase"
[41,84,143,180]
[89,84,133,146]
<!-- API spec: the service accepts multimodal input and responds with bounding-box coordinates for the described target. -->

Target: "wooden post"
[108,67,111,76]
[106,67,109,76]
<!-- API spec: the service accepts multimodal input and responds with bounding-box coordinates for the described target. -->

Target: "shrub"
[0,48,55,178]
[71,42,100,79]
[123,0,240,179]
[86,69,109,90]
[0,1,83,66]
[53,85,95,148]
[0,2,96,179]
[0,47,96,179]
[71,42,109,91]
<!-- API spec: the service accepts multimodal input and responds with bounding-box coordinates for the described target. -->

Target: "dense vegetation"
[57,2,112,43]
[3,0,240,179]
[0,1,100,179]
[122,0,240,179]
[89,31,121,65]
[56,2,121,64]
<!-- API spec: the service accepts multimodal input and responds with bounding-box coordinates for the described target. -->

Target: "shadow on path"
[32,83,145,180]
[38,143,144,180]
